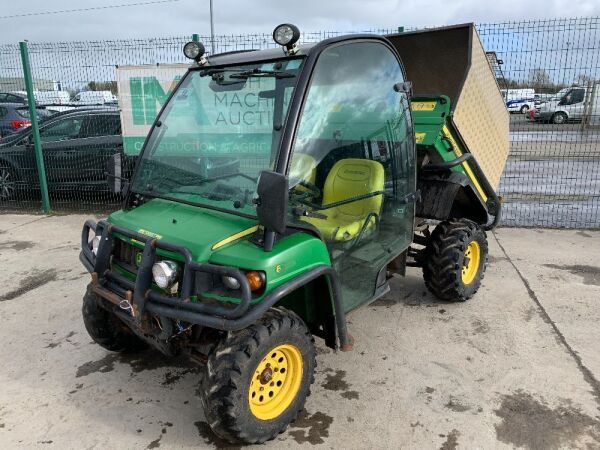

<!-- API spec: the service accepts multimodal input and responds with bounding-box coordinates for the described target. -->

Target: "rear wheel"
[200,308,316,444]
[423,219,488,302]
[0,165,17,201]
[552,112,567,124]
[82,284,147,352]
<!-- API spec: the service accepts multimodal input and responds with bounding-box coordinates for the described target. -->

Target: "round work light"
[273,24,300,48]
[183,41,206,61]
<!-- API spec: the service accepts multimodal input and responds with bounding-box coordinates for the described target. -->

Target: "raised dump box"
[386,24,509,226]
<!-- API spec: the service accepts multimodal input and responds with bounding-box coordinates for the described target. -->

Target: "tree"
[86,81,118,95]
[529,69,553,92]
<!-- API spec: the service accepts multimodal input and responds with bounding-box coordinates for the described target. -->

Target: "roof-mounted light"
[183,41,206,63]
[273,23,300,54]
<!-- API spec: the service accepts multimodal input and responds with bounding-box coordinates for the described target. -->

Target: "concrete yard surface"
[1,214,599,449]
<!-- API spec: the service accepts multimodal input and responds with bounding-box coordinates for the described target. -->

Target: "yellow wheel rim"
[461,240,481,285]
[248,343,303,421]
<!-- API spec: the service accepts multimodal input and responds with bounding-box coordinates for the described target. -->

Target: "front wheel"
[82,284,147,352]
[200,308,316,444]
[0,165,18,201]
[520,105,529,114]
[552,112,568,124]
[422,219,488,302]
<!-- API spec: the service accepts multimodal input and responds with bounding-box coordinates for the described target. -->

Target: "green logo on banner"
[130,76,181,125]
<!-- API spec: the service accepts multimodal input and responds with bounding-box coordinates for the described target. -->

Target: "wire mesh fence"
[0,18,598,228]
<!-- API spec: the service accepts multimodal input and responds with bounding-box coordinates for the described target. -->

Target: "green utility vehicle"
[80,23,508,444]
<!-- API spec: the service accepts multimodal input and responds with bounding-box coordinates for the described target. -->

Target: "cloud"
[0,0,598,44]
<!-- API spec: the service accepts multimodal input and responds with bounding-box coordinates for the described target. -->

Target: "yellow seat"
[303,158,384,242]
[289,153,317,188]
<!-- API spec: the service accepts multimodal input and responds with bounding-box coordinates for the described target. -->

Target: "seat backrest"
[289,153,317,186]
[322,158,384,220]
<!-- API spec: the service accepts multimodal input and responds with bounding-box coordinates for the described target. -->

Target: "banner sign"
[116,64,188,154]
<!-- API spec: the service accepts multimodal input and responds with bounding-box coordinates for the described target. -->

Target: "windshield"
[131,57,303,217]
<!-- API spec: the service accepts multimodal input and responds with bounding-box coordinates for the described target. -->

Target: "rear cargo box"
[386,24,509,189]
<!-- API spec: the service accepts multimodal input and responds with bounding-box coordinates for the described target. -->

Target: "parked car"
[0,103,54,137]
[0,108,131,201]
[531,86,595,124]
[0,92,28,104]
[9,90,71,106]
[72,91,118,105]
[501,88,536,113]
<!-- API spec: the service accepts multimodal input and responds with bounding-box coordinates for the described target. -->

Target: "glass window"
[288,41,415,311]
[16,107,53,121]
[0,94,6,102]
[40,117,84,142]
[571,89,585,104]
[0,107,6,118]
[8,94,25,103]
[85,114,122,137]
[131,57,303,217]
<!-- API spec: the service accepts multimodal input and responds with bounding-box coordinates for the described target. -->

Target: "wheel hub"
[259,366,273,384]
[461,240,481,285]
[249,344,303,420]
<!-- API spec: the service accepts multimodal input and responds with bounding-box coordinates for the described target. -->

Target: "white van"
[532,85,598,124]
[501,88,536,114]
[10,90,71,105]
[72,90,117,105]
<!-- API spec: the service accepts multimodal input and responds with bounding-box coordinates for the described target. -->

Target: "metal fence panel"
[478,17,600,228]
[0,19,599,228]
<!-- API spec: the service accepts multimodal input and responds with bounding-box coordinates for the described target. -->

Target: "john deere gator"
[80,23,509,444]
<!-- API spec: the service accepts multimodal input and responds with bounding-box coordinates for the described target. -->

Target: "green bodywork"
[411,95,467,173]
[107,198,332,310]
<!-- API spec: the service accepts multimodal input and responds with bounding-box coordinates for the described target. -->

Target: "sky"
[1,0,600,44]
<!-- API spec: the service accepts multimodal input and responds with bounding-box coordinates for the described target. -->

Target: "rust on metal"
[91,284,122,307]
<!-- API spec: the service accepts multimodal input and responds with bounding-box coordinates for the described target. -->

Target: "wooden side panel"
[452,29,510,189]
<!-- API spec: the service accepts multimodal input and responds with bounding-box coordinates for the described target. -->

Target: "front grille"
[113,238,141,273]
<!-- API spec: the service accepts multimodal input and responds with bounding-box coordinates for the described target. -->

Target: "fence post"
[19,41,51,214]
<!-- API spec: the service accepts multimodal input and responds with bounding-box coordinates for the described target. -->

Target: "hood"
[108,198,258,261]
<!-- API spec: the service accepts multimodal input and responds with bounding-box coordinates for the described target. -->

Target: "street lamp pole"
[210,0,215,54]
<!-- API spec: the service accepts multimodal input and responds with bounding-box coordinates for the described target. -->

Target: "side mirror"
[394,81,413,98]
[256,170,288,235]
[107,153,124,194]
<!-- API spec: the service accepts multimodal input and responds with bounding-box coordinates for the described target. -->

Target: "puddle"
[288,410,333,445]
[494,390,600,449]
[0,268,58,302]
[544,264,600,286]
[440,429,460,450]
[0,240,35,251]
[76,349,197,378]
[321,369,349,392]
[445,396,471,413]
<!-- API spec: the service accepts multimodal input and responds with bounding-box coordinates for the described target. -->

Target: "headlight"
[183,41,205,61]
[222,271,266,292]
[273,23,300,48]
[152,260,179,289]
[222,275,241,290]
[92,236,101,256]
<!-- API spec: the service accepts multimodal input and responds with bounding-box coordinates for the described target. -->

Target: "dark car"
[0,108,130,201]
[0,103,54,137]
[0,92,27,104]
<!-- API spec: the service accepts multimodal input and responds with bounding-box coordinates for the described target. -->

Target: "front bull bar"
[79,220,352,351]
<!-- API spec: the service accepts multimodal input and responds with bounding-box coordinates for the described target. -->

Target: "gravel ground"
[0,214,599,449]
